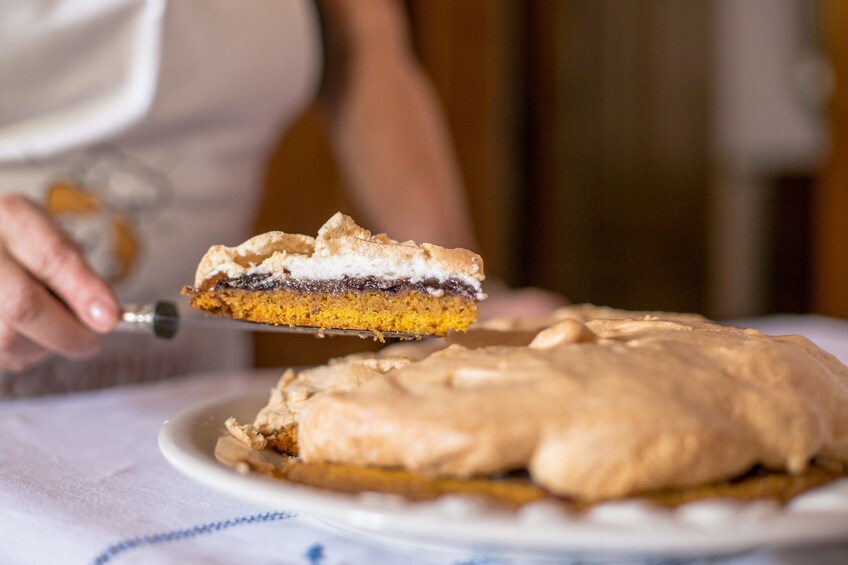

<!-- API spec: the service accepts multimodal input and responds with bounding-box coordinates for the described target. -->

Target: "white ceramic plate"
[159,386,848,561]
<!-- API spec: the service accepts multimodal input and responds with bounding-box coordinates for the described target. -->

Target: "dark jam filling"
[214,273,478,300]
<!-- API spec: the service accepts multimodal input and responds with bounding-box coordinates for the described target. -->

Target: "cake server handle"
[117,301,180,339]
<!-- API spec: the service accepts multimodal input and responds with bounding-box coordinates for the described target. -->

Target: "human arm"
[0,194,120,371]
[316,0,476,250]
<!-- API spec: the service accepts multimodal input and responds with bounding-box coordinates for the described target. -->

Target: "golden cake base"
[183,287,477,337]
[215,435,848,511]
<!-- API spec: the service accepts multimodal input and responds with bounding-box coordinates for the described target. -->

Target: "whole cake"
[223,306,848,506]
[182,213,486,336]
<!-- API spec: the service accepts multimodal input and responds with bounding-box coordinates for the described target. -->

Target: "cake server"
[115,301,424,340]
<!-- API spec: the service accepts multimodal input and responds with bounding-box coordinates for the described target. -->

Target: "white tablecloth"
[1,315,848,565]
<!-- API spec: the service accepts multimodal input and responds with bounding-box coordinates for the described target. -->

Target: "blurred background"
[255,0,847,366]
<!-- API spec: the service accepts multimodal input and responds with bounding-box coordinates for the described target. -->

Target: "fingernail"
[89,300,117,332]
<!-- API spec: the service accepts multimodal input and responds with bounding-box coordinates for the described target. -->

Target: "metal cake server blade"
[116,301,426,341]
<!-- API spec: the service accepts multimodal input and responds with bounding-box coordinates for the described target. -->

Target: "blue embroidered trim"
[304,542,326,564]
[90,511,298,565]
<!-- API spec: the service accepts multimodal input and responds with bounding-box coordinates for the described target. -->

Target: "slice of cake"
[182,213,486,336]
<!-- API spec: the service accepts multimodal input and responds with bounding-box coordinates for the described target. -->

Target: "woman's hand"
[0,194,120,372]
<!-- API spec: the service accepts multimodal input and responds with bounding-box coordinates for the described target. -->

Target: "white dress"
[0,0,323,395]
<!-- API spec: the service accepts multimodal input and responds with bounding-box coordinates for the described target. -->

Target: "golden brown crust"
[182,286,478,336]
[268,425,299,456]
[216,434,848,510]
